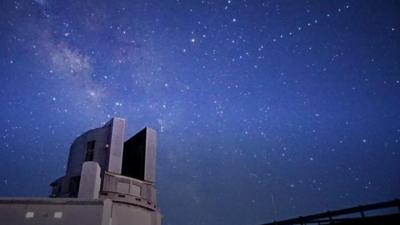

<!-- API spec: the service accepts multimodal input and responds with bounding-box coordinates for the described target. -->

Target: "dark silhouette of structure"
[261,199,400,225]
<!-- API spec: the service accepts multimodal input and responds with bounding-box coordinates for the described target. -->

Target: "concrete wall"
[0,198,160,225]
[111,202,161,225]
[102,172,157,210]
[78,162,101,199]
[102,173,157,207]
[0,198,107,225]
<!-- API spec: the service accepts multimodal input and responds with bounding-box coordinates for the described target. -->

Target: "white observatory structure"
[0,118,161,225]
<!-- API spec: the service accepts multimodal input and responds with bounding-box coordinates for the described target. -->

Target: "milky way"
[0,1,399,225]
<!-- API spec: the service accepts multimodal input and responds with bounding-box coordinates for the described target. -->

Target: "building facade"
[0,118,161,225]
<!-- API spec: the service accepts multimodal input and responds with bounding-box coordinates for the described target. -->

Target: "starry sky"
[1,0,400,225]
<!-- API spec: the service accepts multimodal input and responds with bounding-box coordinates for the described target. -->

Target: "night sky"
[1,0,400,225]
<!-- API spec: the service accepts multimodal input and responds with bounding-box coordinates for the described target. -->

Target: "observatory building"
[0,118,161,225]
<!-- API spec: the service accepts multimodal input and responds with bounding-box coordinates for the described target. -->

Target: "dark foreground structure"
[0,118,161,225]
[261,199,400,225]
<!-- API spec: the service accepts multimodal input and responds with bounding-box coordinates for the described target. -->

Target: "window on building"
[54,211,63,219]
[85,140,95,161]
[25,212,34,219]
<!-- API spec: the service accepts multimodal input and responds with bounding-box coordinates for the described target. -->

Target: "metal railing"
[261,199,400,225]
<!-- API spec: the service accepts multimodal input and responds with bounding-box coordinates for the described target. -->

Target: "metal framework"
[261,199,400,225]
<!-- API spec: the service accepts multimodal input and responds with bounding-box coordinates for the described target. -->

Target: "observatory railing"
[261,199,400,225]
